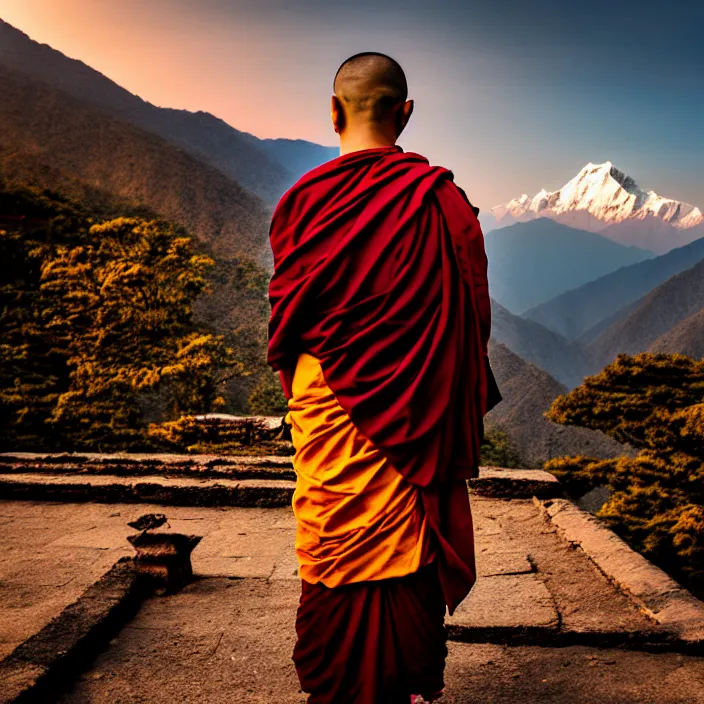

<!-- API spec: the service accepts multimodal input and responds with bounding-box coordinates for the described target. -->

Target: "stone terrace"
[0,454,703,703]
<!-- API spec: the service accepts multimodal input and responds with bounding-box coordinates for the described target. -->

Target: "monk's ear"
[331,95,345,134]
[396,99,414,137]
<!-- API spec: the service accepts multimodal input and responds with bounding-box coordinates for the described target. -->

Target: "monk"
[267,52,500,704]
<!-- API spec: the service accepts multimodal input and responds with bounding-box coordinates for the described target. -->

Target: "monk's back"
[267,52,494,704]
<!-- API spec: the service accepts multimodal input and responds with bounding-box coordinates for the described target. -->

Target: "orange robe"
[286,352,436,586]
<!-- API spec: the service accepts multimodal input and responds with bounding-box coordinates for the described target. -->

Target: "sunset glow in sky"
[0,0,702,211]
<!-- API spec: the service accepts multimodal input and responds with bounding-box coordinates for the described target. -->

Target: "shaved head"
[333,52,408,123]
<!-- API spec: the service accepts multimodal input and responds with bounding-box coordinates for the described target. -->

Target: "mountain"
[524,236,704,339]
[492,162,703,253]
[588,257,704,370]
[490,299,588,388]
[649,308,704,359]
[598,216,703,254]
[0,19,337,203]
[485,218,654,313]
[575,299,642,347]
[487,342,625,467]
[0,63,271,264]
[251,137,339,179]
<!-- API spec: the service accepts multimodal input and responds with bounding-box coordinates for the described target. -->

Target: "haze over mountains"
[491,161,703,253]
[525,236,704,340]
[485,219,654,313]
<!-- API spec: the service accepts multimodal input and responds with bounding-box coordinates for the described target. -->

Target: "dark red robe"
[268,144,495,614]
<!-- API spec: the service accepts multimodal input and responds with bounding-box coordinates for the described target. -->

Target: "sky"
[0,0,702,211]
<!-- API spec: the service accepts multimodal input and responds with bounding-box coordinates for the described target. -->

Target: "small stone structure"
[127,532,202,594]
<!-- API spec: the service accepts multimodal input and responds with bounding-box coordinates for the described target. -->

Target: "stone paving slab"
[448,573,558,632]
[477,549,533,577]
[56,578,704,704]
[0,501,298,661]
[468,498,667,645]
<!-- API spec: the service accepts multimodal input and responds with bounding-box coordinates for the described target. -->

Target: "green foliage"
[546,353,704,596]
[248,368,288,416]
[480,428,522,468]
[0,184,243,451]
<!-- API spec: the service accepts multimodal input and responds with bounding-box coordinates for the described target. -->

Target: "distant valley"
[485,218,654,314]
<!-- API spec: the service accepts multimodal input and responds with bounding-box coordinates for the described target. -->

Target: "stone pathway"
[57,578,704,704]
[0,496,667,665]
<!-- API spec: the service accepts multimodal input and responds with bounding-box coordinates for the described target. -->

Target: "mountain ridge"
[524,236,704,340]
[648,308,704,359]
[0,62,271,264]
[587,257,704,371]
[0,18,337,203]
[492,161,703,253]
[490,299,588,388]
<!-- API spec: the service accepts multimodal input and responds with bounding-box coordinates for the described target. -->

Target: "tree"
[546,353,704,596]
[0,185,243,450]
[480,427,522,468]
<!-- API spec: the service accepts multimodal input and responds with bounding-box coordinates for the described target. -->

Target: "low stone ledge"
[537,498,704,650]
[0,452,295,481]
[470,467,561,499]
[0,560,151,704]
[0,473,295,508]
[0,455,561,500]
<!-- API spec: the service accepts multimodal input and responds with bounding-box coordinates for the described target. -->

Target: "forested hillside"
[547,353,704,597]
[0,183,271,450]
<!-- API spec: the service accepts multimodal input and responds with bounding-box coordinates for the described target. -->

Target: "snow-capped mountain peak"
[492,162,704,238]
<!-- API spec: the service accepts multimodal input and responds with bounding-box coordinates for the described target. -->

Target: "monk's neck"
[338,128,397,156]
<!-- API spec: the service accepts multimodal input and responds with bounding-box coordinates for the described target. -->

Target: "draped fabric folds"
[268,145,493,613]
[293,562,447,704]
